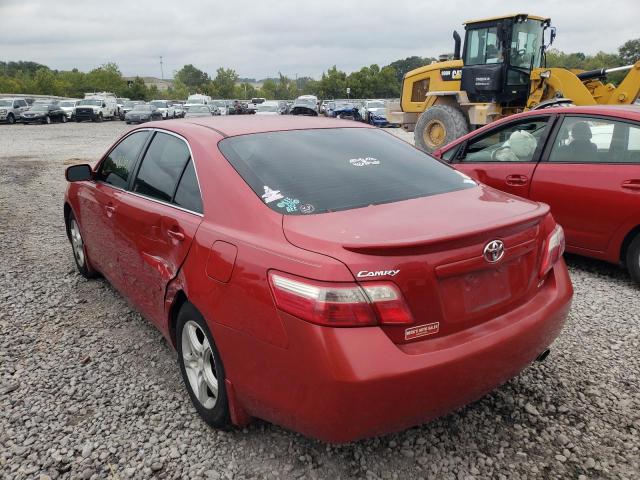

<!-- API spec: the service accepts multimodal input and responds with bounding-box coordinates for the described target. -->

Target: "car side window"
[96,131,150,189]
[174,160,203,213]
[441,147,459,162]
[548,116,640,164]
[132,132,191,202]
[461,118,550,163]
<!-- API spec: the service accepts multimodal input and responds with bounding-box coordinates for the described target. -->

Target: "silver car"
[0,97,29,124]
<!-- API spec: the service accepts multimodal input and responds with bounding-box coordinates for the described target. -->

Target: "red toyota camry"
[64,116,572,442]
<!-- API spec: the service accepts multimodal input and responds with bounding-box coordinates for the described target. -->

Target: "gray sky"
[1,0,637,79]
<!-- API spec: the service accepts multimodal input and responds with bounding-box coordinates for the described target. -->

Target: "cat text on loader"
[388,13,640,152]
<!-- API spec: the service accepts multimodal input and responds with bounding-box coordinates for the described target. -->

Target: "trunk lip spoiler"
[341,204,550,252]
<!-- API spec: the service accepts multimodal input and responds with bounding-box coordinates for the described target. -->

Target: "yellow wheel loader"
[389,13,640,152]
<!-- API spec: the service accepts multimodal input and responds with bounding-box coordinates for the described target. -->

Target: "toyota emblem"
[483,240,505,263]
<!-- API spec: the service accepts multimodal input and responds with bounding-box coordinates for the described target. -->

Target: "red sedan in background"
[64,116,572,442]
[433,105,640,284]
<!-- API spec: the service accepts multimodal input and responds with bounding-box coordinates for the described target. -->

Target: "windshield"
[187,99,205,104]
[150,101,166,107]
[132,105,152,112]
[465,26,502,65]
[219,128,475,215]
[31,105,49,112]
[335,102,355,109]
[257,104,278,112]
[0,100,13,107]
[123,101,136,108]
[212,100,226,107]
[367,101,385,109]
[79,99,102,106]
[510,20,543,69]
[60,101,75,107]
[188,106,210,113]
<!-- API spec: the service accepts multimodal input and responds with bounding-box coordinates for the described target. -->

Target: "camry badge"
[483,240,505,263]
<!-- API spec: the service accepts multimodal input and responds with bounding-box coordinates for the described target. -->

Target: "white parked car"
[211,100,228,115]
[149,100,176,119]
[255,101,281,115]
[59,99,80,119]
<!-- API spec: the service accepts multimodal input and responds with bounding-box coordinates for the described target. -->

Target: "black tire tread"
[414,104,469,153]
[626,234,640,284]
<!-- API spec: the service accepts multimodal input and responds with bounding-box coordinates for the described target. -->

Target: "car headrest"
[571,121,592,140]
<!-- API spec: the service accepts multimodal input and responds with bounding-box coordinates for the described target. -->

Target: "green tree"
[124,76,149,100]
[32,68,59,95]
[234,82,257,100]
[212,67,239,98]
[387,56,434,83]
[260,79,277,99]
[86,63,126,94]
[168,79,190,100]
[174,64,210,91]
[317,66,347,99]
[619,38,640,65]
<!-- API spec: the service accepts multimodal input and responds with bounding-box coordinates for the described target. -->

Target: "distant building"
[123,76,174,92]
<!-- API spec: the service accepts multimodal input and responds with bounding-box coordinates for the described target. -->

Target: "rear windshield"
[219,128,476,215]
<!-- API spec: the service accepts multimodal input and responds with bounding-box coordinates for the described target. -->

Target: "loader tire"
[414,105,469,153]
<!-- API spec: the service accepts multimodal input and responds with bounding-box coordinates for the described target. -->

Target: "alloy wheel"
[181,320,219,409]
[69,219,85,267]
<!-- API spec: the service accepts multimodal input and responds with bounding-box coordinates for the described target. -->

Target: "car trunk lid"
[282,186,549,344]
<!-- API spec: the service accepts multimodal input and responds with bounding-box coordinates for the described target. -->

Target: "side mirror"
[66,164,93,182]
[102,103,106,108]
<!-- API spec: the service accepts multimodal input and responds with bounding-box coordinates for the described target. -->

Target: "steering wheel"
[491,146,512,162]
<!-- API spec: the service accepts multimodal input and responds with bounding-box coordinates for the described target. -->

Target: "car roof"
[170,116,370,137]
[525,104,640,120]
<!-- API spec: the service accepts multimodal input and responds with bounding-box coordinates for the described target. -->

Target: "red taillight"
[539,224,565,278]
[268,272,413,327]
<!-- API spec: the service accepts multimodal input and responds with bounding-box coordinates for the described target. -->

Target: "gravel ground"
[1,120,639,480]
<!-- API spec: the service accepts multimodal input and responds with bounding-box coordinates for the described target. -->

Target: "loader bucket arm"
[527,61,640,109]
[603,61,640,104]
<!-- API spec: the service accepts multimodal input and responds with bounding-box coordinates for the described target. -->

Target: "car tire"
[125,121,131,125]
[61,115,67,123]
[626,234,640,284]
[7,113,15,125]
[176,302,231,429]
[67,212,97,279]
[44,116,51,124]
[96,113,103,123]
[414,105,469,153]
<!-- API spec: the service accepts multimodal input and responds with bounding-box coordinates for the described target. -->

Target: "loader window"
[411,79,430,102]
[510,20,543,69]
[465,27,502,66]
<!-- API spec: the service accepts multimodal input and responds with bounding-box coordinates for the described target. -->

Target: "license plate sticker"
[405,322,440,340]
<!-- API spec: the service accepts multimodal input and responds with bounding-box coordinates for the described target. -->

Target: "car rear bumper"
[221,261,572,443]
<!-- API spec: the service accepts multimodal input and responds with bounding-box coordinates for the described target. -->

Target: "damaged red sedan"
[64,116,573,442]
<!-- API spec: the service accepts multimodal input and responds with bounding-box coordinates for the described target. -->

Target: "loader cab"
[461,14,550,107]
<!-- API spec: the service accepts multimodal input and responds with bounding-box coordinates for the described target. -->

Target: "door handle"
[505,174,528,186]
[621,180,640,191]
[167,228,185,241]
